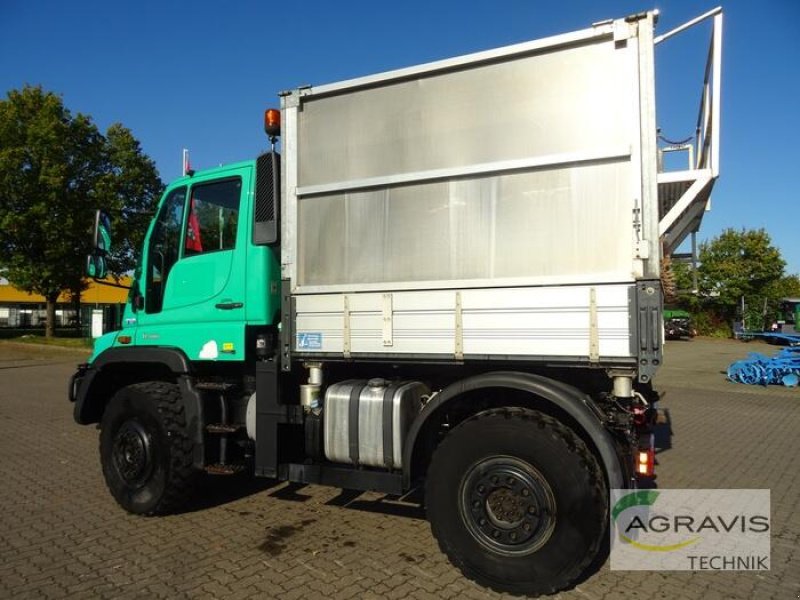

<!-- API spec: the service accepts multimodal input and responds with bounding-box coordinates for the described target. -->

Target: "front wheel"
[99,381,199,515]
[426,407,608,596]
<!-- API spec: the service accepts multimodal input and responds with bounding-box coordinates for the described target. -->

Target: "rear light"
[637,449,654,476]
[636,433,655,478]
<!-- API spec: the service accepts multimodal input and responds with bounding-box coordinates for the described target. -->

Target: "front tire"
[426,407,608,596]
[99,381,199,515]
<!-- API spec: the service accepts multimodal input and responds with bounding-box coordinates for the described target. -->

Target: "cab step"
[206,423,243,434]
[205,463,247,476]
[195,381,237,392]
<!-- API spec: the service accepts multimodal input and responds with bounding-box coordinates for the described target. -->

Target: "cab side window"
[185,178,241,256]
[146,187,186,313]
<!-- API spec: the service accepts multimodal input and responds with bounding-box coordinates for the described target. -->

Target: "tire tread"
[100,381,199,515]
[426,407,608,596]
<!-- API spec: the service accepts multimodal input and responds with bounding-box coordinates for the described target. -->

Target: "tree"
[0,86,162,337]
[767,274,800,300]
[95,124,163,275]
[764,274,800,325]
[696,228,787,328]
[666,259,701,312]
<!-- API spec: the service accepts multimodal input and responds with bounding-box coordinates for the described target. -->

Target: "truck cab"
[91,160,280,363]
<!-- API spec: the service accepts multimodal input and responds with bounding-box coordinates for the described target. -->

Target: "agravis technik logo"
[610,489,770,571]
[612,490,700,552]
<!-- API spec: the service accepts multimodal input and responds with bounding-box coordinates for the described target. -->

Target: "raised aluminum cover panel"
[298,41,630,187]
[296,284,632,359]
[283,13,662,292]
[323,380,427,469]
[297,161,634,287]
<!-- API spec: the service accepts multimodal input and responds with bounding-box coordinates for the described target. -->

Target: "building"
[0,277,130,330]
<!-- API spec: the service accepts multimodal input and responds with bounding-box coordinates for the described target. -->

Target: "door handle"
[215,302,243,310]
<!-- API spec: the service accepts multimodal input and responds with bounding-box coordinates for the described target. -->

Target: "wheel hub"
[486,486,527,526]
[112,420,153,487]
[460,456,556,556]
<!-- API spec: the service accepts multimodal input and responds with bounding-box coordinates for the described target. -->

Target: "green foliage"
[669,260,703,312]
[96,123,163,274]
[671,260,696,293]
[697,228,785,317]
[767,274,800,301]
[741,298,768,332]
[682,228,796,335]
[688,310,729,338]
[0,86,101,309]
[0,85,163,336]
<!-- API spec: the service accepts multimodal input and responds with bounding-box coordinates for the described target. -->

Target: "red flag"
[185,198,203,252]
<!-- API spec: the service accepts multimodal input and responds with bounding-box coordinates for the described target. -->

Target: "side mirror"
[93,210,112,253]
[87,210,112,279]
[87,254,107,279]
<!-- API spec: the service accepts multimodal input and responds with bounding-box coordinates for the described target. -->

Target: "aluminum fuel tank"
[324,378,428,470]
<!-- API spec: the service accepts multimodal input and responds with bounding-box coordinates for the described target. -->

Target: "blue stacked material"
[755,332,800,346]
[727,347,800,386]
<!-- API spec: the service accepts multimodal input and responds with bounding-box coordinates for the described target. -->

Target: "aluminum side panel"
[295,284,633,359]
[297,41,630,187]
[295,162,636,289]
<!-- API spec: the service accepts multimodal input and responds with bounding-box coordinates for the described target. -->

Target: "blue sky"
[1,0,798,275]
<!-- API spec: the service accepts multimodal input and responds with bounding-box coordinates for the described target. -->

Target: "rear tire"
[99,381,199,515]
[426,407,608,596]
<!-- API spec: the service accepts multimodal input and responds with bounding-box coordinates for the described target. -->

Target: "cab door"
[135,165,252,362]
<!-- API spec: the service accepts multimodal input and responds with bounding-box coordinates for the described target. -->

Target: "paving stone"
[0,339,798,599]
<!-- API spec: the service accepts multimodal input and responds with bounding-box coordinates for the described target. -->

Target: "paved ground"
[0,338,798,599]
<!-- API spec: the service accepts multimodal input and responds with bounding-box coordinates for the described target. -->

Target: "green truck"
[69,8,722,595]
[664,309,695,339]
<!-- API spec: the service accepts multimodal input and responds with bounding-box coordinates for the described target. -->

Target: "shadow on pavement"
[183,474,283,513]
[261,480,427,519]
[323,486,426,520]
[269,481,315,502]
[338,495,426,520]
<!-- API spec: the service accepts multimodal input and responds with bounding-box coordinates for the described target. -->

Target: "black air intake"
[253,151,280,245]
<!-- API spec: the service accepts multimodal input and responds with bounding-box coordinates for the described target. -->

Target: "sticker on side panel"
[199,340,219,359]
[296,332,323,350]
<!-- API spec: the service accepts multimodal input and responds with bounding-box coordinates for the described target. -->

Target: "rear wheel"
[100,381,199,515]
[426,407,608,596]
